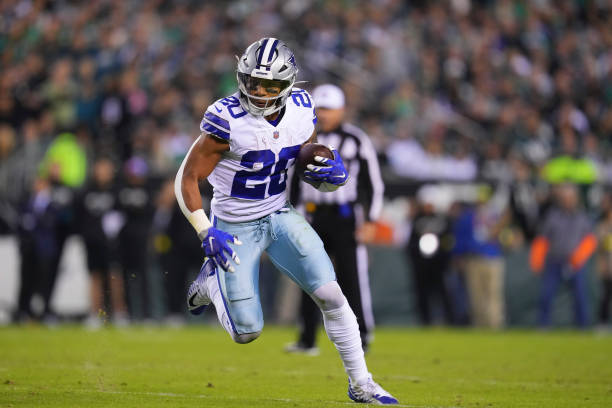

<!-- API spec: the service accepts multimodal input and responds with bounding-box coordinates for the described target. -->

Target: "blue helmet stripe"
[256,38,269,68]
[204,111,230,131]
[267,39,279,63]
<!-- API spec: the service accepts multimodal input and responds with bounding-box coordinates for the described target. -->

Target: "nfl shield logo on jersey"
[273,130,280,139]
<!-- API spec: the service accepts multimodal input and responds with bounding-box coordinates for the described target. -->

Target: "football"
[295,143,334,181]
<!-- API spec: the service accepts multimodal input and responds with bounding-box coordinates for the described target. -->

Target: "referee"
[287,84,385,354]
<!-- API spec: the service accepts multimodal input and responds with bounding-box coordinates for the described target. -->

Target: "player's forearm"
[174,138,213,239]
[175,168,212,239]
[305,129,317,144]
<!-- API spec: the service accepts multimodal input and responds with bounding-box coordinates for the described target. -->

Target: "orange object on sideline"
[374,221,394,245]
[569,234,597,270]
[529,236,549,274]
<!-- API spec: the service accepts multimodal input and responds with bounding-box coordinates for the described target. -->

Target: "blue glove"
[200,227,242,272]
[303,149,349,186]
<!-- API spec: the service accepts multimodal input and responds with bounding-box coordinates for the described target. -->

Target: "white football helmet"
[236,37,298,116]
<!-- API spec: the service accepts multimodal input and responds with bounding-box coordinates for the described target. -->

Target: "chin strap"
[239,90,286,117]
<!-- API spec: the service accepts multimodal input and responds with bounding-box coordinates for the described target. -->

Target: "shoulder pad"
[288,88,316,123]
[200,102,231,141]
[290,88,316,125]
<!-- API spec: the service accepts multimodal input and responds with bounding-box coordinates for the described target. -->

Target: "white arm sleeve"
[174,135,213,238]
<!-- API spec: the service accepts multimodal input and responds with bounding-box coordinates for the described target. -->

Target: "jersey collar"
[265,106,286,127]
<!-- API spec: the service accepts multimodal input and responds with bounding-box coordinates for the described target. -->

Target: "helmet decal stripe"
[267,39,279,63]
[256,38,269,68]
[259,37,277,71]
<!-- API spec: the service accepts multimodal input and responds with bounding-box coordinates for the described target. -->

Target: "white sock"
[207,274,234,337]
[322,301,369,385]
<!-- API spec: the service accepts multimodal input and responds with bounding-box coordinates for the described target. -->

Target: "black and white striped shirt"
[291,123,384,222]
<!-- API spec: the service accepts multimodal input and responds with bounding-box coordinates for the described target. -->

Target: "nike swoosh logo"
[214,105,222,113]
[188,293,198,308]
[332,173,346,178]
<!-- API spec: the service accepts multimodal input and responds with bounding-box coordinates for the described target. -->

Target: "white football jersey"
[200,88,316,222]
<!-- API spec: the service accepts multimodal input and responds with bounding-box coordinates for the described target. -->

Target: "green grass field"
[1,325,611,407]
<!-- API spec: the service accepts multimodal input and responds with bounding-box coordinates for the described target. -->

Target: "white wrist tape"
[187,208,213,235]
[174,135,213,237]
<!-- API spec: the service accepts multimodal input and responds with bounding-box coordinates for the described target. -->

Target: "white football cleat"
[187,260,215,315]
[348,375,398,405]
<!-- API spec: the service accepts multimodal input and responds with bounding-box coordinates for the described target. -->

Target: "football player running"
[175,37,398,405]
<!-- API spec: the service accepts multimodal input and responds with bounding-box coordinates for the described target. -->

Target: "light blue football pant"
[211,204,336,335]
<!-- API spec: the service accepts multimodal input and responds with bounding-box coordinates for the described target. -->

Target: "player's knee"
[231,331,261,344]
[311,281,346,311]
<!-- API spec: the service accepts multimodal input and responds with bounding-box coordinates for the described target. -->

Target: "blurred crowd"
[1,0,611,328]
